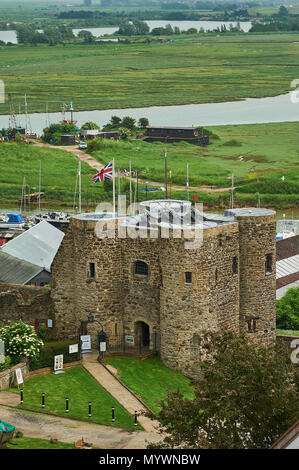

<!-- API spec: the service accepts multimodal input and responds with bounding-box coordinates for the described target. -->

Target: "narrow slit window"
[89,262,95,279]
[232,256,238,276]
[185,272,192,285]
[265,254,272,275]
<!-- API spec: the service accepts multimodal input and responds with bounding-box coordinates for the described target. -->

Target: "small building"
[61,134,76,145]
[0,220,64,286]
[98,131,119,140]
[0,252,50,286]
[143,126,209,146]
[269,421,299,449]
[80,129,100,140]
[276,235,299,299]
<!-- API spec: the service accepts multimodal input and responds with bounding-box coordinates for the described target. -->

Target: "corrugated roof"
[0,252,43,285]
[276,254,299,279]
[276,235,299,261]
[1,220,64,271]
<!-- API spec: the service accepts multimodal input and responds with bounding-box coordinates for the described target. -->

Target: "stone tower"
[225,208,277,345]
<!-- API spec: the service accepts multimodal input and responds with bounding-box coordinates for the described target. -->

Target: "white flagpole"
[129,160,132,207]
[78,159,81,213]
[113,158,116,215]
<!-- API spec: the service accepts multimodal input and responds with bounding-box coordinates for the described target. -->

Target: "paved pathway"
[0,405,159,449]
[82,352,159,434]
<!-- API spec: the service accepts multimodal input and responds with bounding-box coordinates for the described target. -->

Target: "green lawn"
[276,329,299,336]
[8,365,142,430]
[104,356,194,414]
[1,33,299,114]
[6,436,76,449]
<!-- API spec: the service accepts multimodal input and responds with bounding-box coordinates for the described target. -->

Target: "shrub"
[276,287,299,330]
[221,139,242,147]
[0,320,43,365]
[0,355,12,372]
[29,340,78,371]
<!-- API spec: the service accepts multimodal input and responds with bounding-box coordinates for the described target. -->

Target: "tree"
[147,331,298,449]
[138,117,149,129]
[121,116,136,130]
[42,122,78,144]
[81,121,100,130]
[77,30,95,44]
[278,5,289,17]
[110,116,122,127]
[0,320,43,365]
[186,28,198,34]
[276,287,299,330]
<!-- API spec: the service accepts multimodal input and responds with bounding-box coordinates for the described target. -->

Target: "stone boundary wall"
[0,362,29,391]
[29,360,81,378]
[276,334,299,347]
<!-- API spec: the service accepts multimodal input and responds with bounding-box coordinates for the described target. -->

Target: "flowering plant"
[0,320,43,365]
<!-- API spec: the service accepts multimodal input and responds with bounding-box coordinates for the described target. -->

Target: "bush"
[276,287,299,330]
[0,320,43,365]
[221,139,242,147]
[29,340,78,371]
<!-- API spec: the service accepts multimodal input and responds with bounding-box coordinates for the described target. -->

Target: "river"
[0,20,251,44]
[0,92,298,135]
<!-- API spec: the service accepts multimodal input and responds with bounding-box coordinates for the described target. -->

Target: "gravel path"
[0,405,159,449]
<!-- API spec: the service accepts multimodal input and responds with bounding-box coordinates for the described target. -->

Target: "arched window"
[134,260,149,276]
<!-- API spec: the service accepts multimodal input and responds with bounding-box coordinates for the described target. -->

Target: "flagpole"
[112,158,116,215]
[186,162,189,201]
[38,160,41,215]
[164,149,167,200]
[129,160,132,207]
[78,159,81,213]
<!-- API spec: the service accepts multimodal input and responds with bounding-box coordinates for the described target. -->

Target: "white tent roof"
[1,220,64,271]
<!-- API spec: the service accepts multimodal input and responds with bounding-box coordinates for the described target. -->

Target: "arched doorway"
[135,321,150,348]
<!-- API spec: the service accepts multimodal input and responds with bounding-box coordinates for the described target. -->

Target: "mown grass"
[104,356,194,414]
[6,436,76,449]
[276,329,299,336]
[8,365,142,430]
[1,33,299,113]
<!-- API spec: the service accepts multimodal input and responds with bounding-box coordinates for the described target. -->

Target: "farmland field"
[1,33,299,114]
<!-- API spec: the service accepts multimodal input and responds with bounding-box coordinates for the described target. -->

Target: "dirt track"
[33,142,231,193]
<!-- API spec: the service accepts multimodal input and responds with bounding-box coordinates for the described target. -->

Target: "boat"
[0,213,25,230]
[34,211,70,228]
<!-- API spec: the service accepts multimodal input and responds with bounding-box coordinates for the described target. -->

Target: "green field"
[1,119,299,210]
[104,356,194,413]
[1,33,299,114]
[7,365,142,430]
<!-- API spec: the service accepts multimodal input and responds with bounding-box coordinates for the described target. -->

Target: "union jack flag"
[92,161,113,182]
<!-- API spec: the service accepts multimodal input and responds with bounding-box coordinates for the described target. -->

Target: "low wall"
[0,362,29,391]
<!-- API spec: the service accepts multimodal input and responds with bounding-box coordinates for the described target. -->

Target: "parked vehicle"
[79,141,87,150]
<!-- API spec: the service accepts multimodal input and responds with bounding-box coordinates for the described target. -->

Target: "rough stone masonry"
[50,200,276,378]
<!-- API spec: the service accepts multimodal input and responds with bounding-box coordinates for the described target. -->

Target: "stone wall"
[0,361,29,391]
[51,208,277,378]
[0,283,56,338]
[235,213,277,346]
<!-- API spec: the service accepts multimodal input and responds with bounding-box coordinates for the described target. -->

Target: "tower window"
[185,272,192,284]
[265,254,272,275]
[247,318,257,332]
[89,262,95,279]
[134,260,148,276]
[232,256,238,276]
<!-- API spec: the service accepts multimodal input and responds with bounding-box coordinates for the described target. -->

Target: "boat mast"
[78,159,81,213]
[38,160,41,214]
[185,162,189,201]
[230,172,234,209]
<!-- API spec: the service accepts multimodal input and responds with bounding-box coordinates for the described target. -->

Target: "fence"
[106,332,160,357]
